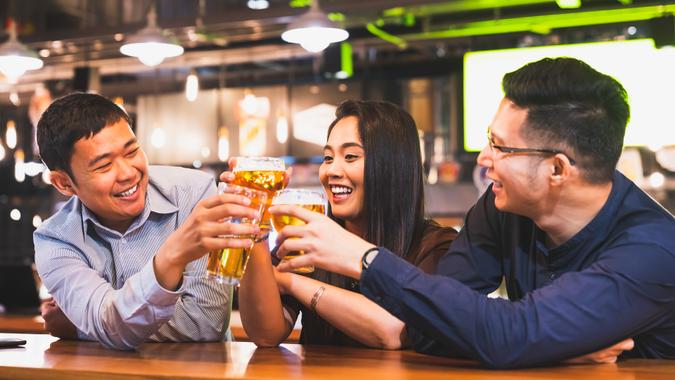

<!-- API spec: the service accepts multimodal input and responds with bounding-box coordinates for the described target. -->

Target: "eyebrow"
[323,142,364,150]
[488,128,504,144]
[88,137,138,167]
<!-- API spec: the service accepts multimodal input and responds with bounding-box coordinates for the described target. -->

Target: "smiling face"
[51,118,149,233]
[477,98,552,217]
[319,116,366,232]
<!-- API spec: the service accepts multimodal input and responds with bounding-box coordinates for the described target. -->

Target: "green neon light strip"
[366,23,408,49]
[404,5,675,40]
[341,42,353,78]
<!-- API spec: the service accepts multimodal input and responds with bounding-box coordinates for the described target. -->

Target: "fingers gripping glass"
[206,183,268,285]
[487,128,576,165]
[271,189,328,274]
[231,157,286,233]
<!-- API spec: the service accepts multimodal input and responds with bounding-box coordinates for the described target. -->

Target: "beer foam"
[273,189,326,205]
[234,156,285,171]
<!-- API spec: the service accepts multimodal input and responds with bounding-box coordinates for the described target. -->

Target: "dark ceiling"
[0,0,673,100]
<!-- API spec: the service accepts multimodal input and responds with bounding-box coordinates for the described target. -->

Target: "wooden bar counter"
[0,311,300,342]
[1,333,674,380]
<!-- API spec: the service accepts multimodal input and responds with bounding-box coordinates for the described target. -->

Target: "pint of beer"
[231,157,286,233]
[271,189,327,273]
[206,182,268,285]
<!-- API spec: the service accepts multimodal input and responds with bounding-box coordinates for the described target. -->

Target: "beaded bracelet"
[310,286,326,312]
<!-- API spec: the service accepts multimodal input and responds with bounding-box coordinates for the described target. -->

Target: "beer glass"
[271,189,327,273]
[206,182,268,285]
[231,156,286,233]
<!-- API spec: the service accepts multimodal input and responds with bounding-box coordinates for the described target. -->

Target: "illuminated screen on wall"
[463,39,675,152]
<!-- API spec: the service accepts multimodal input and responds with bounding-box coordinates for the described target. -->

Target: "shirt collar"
[80,181,179,237]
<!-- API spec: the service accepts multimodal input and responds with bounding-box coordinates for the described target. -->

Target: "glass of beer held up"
[271,189,327,274]
[231,156,286,233]
[206,182,268,285]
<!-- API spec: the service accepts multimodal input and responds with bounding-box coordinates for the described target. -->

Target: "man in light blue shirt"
[33,93,259,350]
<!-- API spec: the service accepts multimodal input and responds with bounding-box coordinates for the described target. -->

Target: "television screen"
[463,39,675,152]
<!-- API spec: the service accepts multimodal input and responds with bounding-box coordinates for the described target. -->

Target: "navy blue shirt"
[361,171,675,368]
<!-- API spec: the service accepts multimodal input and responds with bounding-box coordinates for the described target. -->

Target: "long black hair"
[326,99,427,258]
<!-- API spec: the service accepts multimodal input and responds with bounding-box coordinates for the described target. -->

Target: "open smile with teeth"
[330,185,353,198]
[115,183,139,198]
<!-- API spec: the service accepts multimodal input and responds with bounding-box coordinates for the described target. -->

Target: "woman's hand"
[270,205,375,279]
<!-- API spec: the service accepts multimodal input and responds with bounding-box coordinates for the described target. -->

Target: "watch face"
[362,248,379,269]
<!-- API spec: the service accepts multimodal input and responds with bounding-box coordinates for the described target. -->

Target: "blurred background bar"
[0,0,674,317]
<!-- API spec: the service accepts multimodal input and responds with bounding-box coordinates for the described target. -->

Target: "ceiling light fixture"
[281,1,348,53]
[247,0,270,10]
[0,19,43,83]
[120,5,184,66]
[185,69,199,102]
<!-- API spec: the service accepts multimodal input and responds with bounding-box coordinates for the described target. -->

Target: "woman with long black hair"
[234,100,457,348]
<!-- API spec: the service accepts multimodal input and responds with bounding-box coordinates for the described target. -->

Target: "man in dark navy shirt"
[271,57,675,368]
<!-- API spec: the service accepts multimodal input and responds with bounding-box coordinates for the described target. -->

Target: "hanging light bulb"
[247,0,269,10]
[0,20,43,83]
[6,120,17,149]
[151,127,167,148]
[10,209,21,221]
[241,90,258,115]
[0,139,5,161]
[185,69,199,102]
[276,115,288,144]
[32,214,42,228]
[14,149,25,182]
[120,6,183,67]
[9,91,20,106]
[217,127,229,162]
[281,1,348,53]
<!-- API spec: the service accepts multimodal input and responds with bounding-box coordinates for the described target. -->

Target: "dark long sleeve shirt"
[360,171,675,368]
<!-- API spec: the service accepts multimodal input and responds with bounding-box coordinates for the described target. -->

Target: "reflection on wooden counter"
[0,311,299,342]
[1,333,674,380]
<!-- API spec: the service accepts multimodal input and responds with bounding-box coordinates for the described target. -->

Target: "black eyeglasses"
[487,129,576,165]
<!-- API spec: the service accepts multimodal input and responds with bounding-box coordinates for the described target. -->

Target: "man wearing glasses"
[271,57,675,367]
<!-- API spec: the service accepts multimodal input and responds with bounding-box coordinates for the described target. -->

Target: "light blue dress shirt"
[34,165,232,350]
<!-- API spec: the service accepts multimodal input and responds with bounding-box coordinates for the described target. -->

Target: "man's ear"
[50,171,76,197]
[550,154,574,187]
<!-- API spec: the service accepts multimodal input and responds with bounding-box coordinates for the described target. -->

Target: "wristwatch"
[361,247,380,271]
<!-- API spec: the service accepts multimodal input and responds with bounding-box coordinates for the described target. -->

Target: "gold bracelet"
[310,286,326,312]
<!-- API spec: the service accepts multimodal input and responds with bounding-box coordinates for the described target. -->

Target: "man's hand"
[270,205,375,279]
[154,191,261,290]
[40,298,78,340]
[565,338,635,364]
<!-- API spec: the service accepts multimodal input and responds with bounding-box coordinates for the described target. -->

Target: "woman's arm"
[279,272,405,350]
[238,242,295,346]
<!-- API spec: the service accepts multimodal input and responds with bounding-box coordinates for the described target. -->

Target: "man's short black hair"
[503,57,630,183]
[37,92,132,179]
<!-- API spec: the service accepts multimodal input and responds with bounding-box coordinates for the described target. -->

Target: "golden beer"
[207,247,250,284]
[232,157,286,232]
[206,182,267,285]
[271,189,327,274]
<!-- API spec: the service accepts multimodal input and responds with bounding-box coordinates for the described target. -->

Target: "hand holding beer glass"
[230,157,286,234]
[206,183,268,285]
[271,189,327,273]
